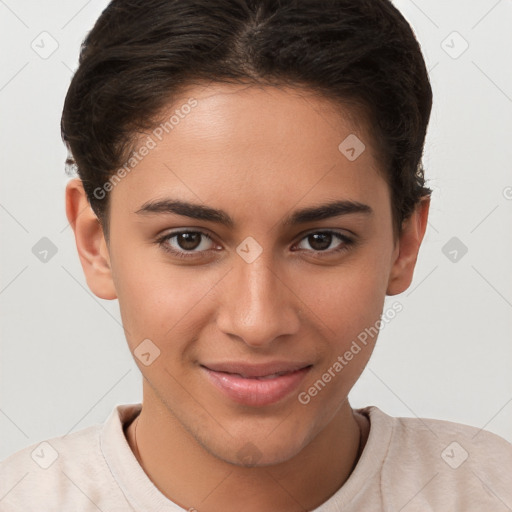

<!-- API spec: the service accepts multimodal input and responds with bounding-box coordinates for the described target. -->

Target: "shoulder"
[0,406,134,511]
[363,406,512,511]
[1,421,103,469]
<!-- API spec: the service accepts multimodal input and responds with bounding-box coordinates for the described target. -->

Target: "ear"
[65,178,117,300]
[386,196,430,296]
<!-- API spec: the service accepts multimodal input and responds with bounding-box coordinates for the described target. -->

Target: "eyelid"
[294,226,356,240]
[297,226,353,238]
[157,227,216,242]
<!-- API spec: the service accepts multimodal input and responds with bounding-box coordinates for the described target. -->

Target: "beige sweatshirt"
[1,403,511,511]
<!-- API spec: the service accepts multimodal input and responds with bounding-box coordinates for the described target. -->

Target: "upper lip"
[201,361,312,378]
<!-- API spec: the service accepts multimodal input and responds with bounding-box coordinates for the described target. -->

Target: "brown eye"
[157,230,217,257]
[295,231,353,253]
[176,232,202,250]
[306,233,333,251]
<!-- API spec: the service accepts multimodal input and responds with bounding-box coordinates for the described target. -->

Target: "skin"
[65,83,429,511]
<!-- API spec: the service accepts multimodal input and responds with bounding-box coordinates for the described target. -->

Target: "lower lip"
[201,366,311,407]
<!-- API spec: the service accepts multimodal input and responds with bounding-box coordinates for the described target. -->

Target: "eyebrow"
[135,198,373,227]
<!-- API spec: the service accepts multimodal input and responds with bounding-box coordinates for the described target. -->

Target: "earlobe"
[65,178,117,300]
[386,196,430,296]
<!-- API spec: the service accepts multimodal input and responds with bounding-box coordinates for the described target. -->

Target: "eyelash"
[156,229,355,260]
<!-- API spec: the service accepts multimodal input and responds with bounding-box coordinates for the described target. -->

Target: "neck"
[125,391,368,512]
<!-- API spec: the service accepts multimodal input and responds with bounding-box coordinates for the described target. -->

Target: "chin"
[200,428,314,468]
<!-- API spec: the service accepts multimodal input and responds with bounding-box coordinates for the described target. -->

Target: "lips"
[200,361,312,407]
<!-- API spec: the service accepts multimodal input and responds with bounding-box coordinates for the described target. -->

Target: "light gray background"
[1,0,511,461]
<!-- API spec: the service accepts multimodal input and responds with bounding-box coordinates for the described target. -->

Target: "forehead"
[110,83,389,220]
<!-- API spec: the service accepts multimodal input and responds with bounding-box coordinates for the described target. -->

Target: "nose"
[216,251,301,349]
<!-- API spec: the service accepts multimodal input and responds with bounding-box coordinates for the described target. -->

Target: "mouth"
[200,362,312,407]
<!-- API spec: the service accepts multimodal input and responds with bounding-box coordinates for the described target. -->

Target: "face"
[75,83,421,466]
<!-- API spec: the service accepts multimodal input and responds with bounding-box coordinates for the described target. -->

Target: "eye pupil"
[178,232,201,250]
[309,233,332,251]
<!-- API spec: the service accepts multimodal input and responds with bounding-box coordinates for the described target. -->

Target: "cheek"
[296,257,389,347]
[111,243,220,351]
[296,265,387,414]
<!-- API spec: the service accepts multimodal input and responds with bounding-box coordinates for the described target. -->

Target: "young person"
[1,0,511,510]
